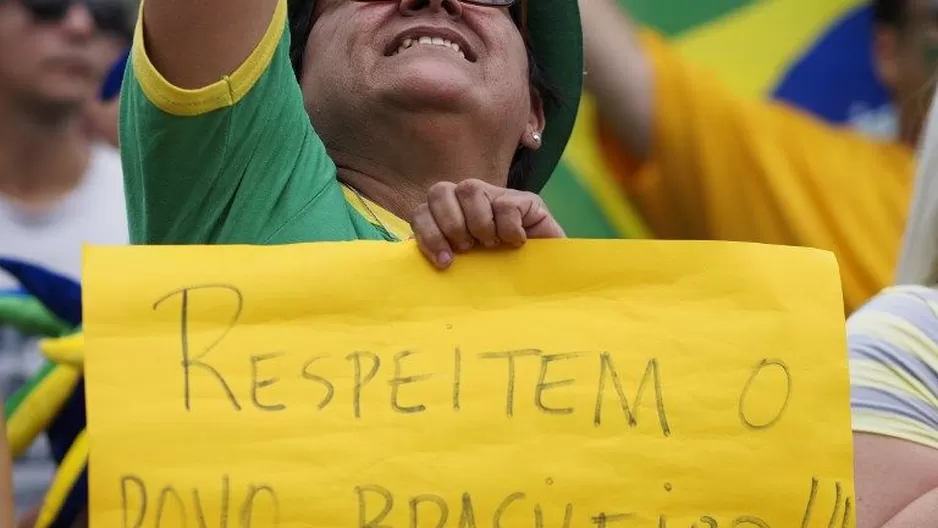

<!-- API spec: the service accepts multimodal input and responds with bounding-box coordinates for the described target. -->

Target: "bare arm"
[141,0,279,89]
[578,0,653,158]
[855,433,938,528]
[881,488,938,527]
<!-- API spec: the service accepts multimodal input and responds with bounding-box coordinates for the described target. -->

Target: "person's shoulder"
[849,285,938,448]
[852,284,938,319]
[848,285,938,361]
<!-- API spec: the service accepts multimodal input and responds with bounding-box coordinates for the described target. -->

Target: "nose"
[59,3,96,39]
[398,0,463,19]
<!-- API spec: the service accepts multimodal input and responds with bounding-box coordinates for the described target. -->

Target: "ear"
[519,86,546,150]
[874,25,901,94]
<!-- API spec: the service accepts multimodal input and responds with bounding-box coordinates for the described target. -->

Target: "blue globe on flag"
[773,4,895,138]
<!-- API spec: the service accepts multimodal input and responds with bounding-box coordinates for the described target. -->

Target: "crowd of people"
[0,0,937,526]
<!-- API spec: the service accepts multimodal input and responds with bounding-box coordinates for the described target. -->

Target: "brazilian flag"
[543,0,892,239]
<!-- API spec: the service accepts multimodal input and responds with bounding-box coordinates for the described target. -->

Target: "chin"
[378,59,477,111]
[385,80,476,113]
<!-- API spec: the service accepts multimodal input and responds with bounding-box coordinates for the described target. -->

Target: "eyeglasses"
[20,0,132,38]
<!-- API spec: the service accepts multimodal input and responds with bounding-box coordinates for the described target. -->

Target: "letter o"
[737,359,792,430]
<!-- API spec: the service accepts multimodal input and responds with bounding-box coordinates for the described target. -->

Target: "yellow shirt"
[599,32,914,313]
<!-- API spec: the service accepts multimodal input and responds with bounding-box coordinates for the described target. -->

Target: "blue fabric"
[46,381,87,528]
[0,258,82,327]
[772,5,891,125]
[100,49,129,102]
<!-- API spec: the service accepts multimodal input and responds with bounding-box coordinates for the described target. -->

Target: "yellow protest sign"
[83,240,853,528]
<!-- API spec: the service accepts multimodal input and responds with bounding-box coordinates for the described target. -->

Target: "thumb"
[523,212,566,239]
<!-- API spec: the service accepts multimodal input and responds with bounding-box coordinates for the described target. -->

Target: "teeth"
[392,35,466,58]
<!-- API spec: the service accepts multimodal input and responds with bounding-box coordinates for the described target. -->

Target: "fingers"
[411,179,565,270]
[492,191,566,243]
[454,180,499,247]
[411,202,454,269]
[427,182,474,252]
[413,180,497,269]
[492,193,527,248]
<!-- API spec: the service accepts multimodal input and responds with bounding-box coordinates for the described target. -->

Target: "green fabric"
[0,296,70,338]
[540,164,619,239]
[4,362,56,419]
[618,0,759,36]
[120,22,391,245]
[0,295,70,419]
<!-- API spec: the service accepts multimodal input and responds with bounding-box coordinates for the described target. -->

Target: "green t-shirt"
[120,0,409,245]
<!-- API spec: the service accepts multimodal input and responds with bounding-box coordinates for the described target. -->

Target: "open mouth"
[386,30,477,63]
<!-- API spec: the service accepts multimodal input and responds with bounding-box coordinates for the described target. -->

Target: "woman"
[850,95,938,527]
[58,1,579,525]
[120,0,581,258]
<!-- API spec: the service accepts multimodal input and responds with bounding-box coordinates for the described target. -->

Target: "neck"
[329,114,513,219]
[0,100,89,207]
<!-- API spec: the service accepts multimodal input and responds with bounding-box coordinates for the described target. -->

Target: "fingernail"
[483,239,498,248]
[437,252,452,267]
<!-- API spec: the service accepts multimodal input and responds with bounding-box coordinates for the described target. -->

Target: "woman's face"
[300,0,542,168]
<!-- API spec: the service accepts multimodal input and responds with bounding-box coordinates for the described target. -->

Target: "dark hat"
[287,0,583,193]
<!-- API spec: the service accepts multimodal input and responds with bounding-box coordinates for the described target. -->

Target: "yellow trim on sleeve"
[131,0,287,116]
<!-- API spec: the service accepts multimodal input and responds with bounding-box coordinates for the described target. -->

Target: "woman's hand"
[411,179,566,269]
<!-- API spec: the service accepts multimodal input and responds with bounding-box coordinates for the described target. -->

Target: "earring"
[532,131,542,143]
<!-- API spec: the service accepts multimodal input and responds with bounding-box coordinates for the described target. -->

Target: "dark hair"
[872,0,907,28]
[286,0,558,190]
[506,44,558,189]
[288,0,316,73]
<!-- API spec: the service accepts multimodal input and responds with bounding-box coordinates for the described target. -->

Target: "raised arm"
[578,0,653,158]
[141,0,278,88]
[122,0,377,246]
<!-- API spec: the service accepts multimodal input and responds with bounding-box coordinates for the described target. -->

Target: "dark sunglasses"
[288,0,527,75]
[20,0,132,38]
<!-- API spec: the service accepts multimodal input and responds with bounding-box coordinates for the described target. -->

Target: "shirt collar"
[342,185,413,241]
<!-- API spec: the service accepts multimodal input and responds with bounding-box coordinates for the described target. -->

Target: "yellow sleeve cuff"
[130,0,287,116]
